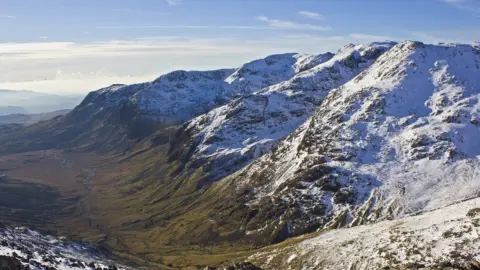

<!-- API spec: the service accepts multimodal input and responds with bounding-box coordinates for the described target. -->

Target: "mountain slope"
[170,42,394,183]
[249,197,480,269]
[218,41,480,243]
[78,53,330,125]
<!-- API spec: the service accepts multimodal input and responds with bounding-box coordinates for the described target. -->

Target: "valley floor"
[248,197,480,269]
[0,149,257,268]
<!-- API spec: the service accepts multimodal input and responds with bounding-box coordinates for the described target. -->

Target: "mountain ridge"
[169,42,394,185]
[221,40,480,242]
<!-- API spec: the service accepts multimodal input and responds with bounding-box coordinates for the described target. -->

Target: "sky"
[0,0,479,95]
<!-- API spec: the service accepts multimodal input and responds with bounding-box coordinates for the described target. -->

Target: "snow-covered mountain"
[223,41,480,242]
[0,53,333,153]
[2,40,480,268]
[80,53,331,126]
[0,227,128,269]
[171,42,394,182]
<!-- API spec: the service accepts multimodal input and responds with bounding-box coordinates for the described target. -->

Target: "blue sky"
[0,0,479,94]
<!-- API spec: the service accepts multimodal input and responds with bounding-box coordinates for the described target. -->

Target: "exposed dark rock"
[201,262,262,270]
[0,255,30,270]
[333,187,355,204]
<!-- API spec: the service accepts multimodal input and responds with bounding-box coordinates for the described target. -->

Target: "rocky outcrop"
[0,227,127,270]
[201,262,262,270]
[0,255,29,270]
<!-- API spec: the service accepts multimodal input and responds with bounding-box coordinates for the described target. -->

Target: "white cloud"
[39,36,49,40]
[0,74,157,95]
[97,15,332,31]
[166,0,182,5]
[0,14,16,19]
[256,16,331,31]
[440,0,480,14]
[298,11,325,20]
[0,39,271,61]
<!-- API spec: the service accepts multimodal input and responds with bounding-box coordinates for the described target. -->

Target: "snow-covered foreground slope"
[249,197,480,269]
[0,227,128,269]
[222,41,480,240]
[172,42,394,181]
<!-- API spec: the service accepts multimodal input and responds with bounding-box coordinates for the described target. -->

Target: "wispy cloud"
[39,36,49,40]
[441,0,465,3]
[0,14,16,19]
[440,0,480,14]
[166,0,182,5]
[0,39,252,60]
[407,30,480,44]
[97,15,332,32]
[256,16,331,31]
[298,11,325,20]
[280,33,398,45]
[96,25,278,30]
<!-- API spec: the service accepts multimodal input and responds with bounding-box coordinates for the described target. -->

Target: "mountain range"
[0,40,479,269]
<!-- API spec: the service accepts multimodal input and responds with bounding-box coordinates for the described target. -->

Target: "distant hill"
[0,105,29,115]
[0,89,83,114]
[0,109,70,125]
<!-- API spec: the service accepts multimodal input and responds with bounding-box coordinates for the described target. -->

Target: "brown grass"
[0,147,259,268]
